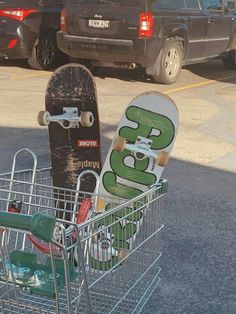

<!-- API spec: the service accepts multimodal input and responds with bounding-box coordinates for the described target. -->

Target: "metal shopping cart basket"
[0,149,168,314]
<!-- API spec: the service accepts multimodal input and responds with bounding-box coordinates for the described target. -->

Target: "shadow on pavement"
[184,60,236,85]
[0,59,31,69]
[144,157,236,314]
[0,125,235,314]
[0,58,152,83]
[1,58,236,85]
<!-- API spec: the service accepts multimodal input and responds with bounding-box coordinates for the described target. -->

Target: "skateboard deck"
[90,91,178,270]
[38,63,102,197]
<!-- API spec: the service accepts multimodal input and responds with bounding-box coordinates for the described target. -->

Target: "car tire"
[28,35,66,70]
[151,40,183,84]
[222,50,236,70]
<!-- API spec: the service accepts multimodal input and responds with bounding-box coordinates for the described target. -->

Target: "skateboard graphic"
[89,91,179,271]
[38,64,102,194]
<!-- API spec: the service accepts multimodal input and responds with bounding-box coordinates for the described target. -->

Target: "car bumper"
[0,23,37,60]
[0,41,31,59]
[57,31,155,66]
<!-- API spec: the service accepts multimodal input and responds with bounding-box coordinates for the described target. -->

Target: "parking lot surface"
[0,59,236,313]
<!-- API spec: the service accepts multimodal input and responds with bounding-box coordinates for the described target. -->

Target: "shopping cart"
[0,149,168,313]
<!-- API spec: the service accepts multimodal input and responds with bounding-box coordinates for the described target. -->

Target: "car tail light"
[60,8,66,32]
[7,38,18,49]
[0,9,37,21]
[139,12,153,38]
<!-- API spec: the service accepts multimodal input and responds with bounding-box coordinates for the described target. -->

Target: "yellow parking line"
[10,71,236,93]
[11,72,51,80]
[163,74,236,94]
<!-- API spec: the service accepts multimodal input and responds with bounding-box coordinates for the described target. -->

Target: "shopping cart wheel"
[156,151,169,167]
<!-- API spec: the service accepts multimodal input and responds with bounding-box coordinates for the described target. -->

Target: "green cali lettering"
[94,213,138,249]
[120,106,175,150]
[102,172,142,199]
[113,206,142,222]
[89,255,119,271]
[110,150,156,186]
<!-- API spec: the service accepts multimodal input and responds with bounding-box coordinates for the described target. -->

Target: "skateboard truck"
[114,136,169,167]
[37,107,94,129]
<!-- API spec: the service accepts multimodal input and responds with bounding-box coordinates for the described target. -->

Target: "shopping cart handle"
[0,212,56,243]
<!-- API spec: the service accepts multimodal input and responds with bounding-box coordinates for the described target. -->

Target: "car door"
[180,0,207,60]
[201,0,233,57]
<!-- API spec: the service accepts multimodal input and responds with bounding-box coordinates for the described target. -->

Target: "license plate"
[88,19,110,28]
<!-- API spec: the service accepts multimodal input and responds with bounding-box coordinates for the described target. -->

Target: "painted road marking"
[8,71,236,95]
[164,74,236,94]
[11,72,51,80]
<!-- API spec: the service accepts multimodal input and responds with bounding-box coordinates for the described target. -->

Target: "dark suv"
[57,0,236,84]
[0,0,66,70]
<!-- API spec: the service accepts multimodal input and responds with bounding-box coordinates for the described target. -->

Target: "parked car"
[0,0,67,70]
[57,0,236,84]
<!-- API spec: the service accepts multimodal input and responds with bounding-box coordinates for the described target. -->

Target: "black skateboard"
[38,63,102,199]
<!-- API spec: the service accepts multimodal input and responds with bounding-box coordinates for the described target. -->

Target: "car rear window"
[152,0,178,10]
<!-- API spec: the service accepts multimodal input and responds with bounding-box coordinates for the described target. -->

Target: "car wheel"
[28,35,66,70]
[151,40,183,84]
[223,50,236,70]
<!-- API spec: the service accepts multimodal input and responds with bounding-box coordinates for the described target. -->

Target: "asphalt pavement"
[0,60,235,313]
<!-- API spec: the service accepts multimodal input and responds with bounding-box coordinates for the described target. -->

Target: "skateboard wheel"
[53,223,62,242]
[118,249,128,261]
[96,197,106,213]
[114,136,126,152]
[81,112,94,127]
[37,110,50,126]
[92,234,99,243]
[156,151,169,167]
